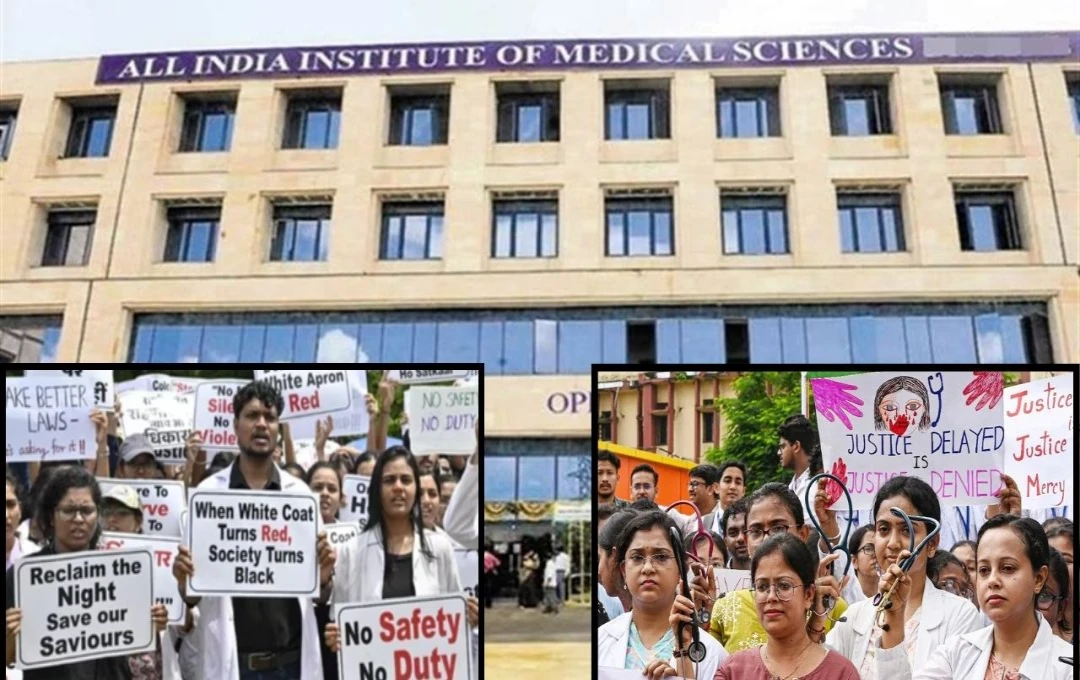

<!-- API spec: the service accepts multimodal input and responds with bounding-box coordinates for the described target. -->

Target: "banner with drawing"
[812,371,1006,509]
[1003,375,1073,510]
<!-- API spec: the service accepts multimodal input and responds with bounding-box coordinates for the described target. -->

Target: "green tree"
[704,371,813,494]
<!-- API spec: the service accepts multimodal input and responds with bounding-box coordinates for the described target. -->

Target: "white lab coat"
[598,612,727,680]
[915,616,1074,680]
[331,524,461,603]
[182,463,325,680]
[826,577,982,676]
[442,461,478,550]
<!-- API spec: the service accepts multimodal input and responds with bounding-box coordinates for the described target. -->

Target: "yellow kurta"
[708,589,849,652]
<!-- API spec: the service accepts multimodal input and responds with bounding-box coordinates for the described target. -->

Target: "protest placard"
[186,488,320,598]
[282,370,370,439]
[813,371,1006,509]
[600,668,653,680]
[192,379,249,451]
[98,478,186,537]
[405,386,479,455]
[323,522,361,549]
[14,549,155,670]
[5,375,98,463]
[115,374,205,396]
[118,390,195,464]
[386,369,479,385]
[455,548,478,599]
[254,369,353,421]
[712,568,752,598]
[101,533,185,625]
[26,370,114,407]
[1003,375,1073,510]
[336,595,471,680]
[339,475,371,529]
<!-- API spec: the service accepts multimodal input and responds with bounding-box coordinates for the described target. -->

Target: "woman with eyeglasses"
[911,514,1073,679]
[1039,548,1070,643]
[1043,523,1073,642]
[597,510,727,679]
[713,533,861,679]
[847,524,878,602]
[5,466,168,679]
[824,476,981,679]
[706,483,850,653]
[928,550,976,606]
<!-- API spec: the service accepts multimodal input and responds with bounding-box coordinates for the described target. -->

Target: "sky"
[2,0,1078,63]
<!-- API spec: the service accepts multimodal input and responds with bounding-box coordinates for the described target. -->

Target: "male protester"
[716,461,747,518]
[173,381,335,680]
[596,451,630,509]
[720,497,751,570]
[630,464,659,504]
[553,543,570,613]
[101,484,143,534]
[668,464,719,535]
[777,414,818,522]
[116,433,162,480]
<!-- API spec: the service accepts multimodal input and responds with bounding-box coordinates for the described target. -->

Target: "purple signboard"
[96,32,1079,84]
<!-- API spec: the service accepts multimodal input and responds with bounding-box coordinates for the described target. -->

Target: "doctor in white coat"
[172,381,336,680]
[912,514,1074,680]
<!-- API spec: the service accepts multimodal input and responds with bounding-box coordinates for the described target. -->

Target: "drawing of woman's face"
[878,388,925,436]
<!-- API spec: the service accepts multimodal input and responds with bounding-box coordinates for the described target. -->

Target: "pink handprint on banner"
[825,459,847,508]
[963,372,1003,411]
[813,378,864,430]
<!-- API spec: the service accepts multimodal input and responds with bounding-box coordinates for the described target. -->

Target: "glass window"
[828,85,891,135]
[605,197,674,256]
[534,320,557,374]
[903,317,934,362]
[849,316,906,363]
[413,322,438,362]
[558,321,601,373]
[806,318,851,362]
[0,315,62,362]
[837,193,905,253]
[680,319,724,363]
[557,456,591,500]
[973,314,1006,363]
[199,326,242,362]
[955,191,1022,251]
[65,105,116,158]
[282,96,341,149]
[930,316,977,362]
[479,322,504,375]
[721,195,788,254]
[491,199,557,258]
[717,88,780,137]
[518,456,555,501]
[941,83,1002,134]
[1068,77,1080,133]
[263,325,296,362]
[270,205,330,262]
[484,457,516,502]
[748,318,783,363]
[389,94,450,145]
[179,97,235,152]
[436,322,479,362]
[605,87,670,140]
[42,210,95,267]
[780,318,808,362]
[496,90,559,143]
[164,206,220,262]
[500,321,533,375]
[601,320,627,363]
[357,323,383,363]
[381,323,414,363]
[380,201,444,260]
[0,107,16,160]
[315,324,359,362]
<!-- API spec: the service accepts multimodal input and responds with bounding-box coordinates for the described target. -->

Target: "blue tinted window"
[903,317,933,362]
[86,118,112,157]
[929,317,977,362]
[843,98,870,135]
[437,322,479,362]
[681,319,724,363]
[201,326,242,362]
[601,320,627,363]
[201,111,231,151]
[558,321,601,373]
[780,318,807,362]
[999,316,1027,363]
[264,325,296,362]
[517,104,541,142]
[413,322,438,362]
[849,316,906,363]
[358,323,384,362]
[534,320,557,374]
[484,457,516,502]
[656,319,682,362]
[973,314,1005,363]
[382,323,415,362]
[151,326,202,363]
[479,322,504,374]
[502,321,534,375]
[749,318,782,363]
[132,324,154,362]
[806,318,851,362]
[293,325,318,363]
[41,328,61,363]
[557,456,591,500]
[240,325,266,361]
[518,457,555,501]
[316,324,359,362]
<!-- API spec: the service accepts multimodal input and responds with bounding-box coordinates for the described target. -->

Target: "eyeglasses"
[688,481,703,490]
[56,506,97,520]
[744,524,791,541]
[751,580,806,601]
[1037,588,1066,611]
[624,551,675,570]
[857,545,877,556]
[939,578,974,601]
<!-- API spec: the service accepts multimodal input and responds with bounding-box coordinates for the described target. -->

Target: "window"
[652,414,668,448]
[65,102,116,158]
[605,82,670,140]
[940,79,1003,134]
[701,401,715,443]
[605,196,673,256]
[496,84,559,142]
[42,209,95,266]
[179,95,236,152]
[283,93,341,149]
[721,194,788,254]
[492,199,557,258]
[626,321,656,364]
[164,206,220,262]
[270,204,331,262]
[380,201,444,260]
[716,87,780,138]
[725,319,750,364]
[0,106,16,160]
[389,91,450,146]
[828,84,891,135]
[1068,76,1080,133]
[0,316,62,363]
[599,411,612,441]
[954,190,1022,251]
[837,192,905,253]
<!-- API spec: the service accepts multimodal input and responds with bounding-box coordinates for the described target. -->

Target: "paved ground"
[485,642,591,679]
[483,599,591,642]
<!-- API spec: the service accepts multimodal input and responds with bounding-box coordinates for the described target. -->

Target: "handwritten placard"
[712,568,752,598]
[118,390,195,464]
[405,386,479,455]
[1003,375,1073,510]
[5,376,98,462]
[26,370,114,407]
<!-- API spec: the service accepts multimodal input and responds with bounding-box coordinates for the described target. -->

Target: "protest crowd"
[595,370,1075,680]
[6,368,480,680]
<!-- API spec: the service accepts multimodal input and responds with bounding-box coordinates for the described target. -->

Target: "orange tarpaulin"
[598,441,696,511]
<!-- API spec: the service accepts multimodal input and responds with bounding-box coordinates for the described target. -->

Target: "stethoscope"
[804,473,856,622]
[665,500,715,625]
[871,506,941,632]
[669,526,707,666]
